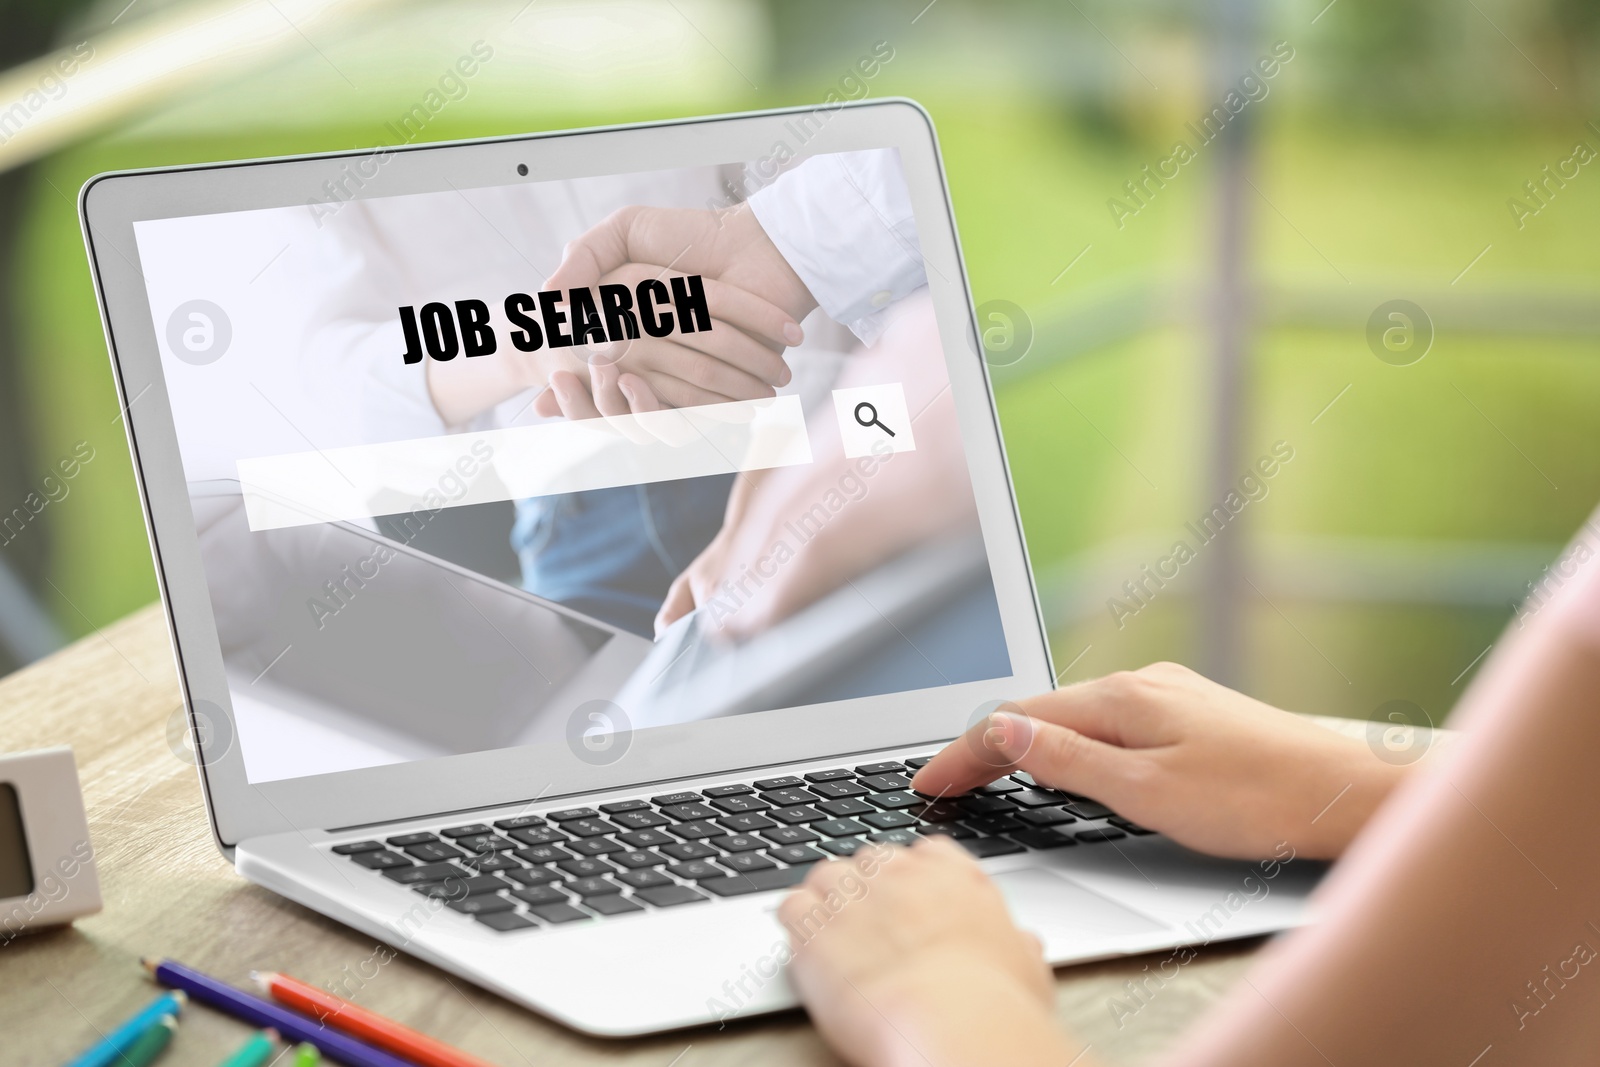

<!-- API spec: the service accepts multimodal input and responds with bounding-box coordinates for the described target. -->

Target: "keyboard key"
[709,833,765,853]
[716,813,777,833]
[1011,771,1041,787]
[448,895,515,915]
[584,894,645,916]
[865,829,920,846]
[460,852,522,872]
[562,819,614,838]
[818,798,875,817]
[761,825,819,845]
[350,850,410,870]
[493,814,545,830]
[413,875,508,899]
[768,845,825,865]
[332,840,384,855]
[961,836,1026,859]
[1011,828,1076,850]
[476,911,538,932]
[504,867,561,886]
[548,808,599,821]
[1017,807,1077,827]
[598,799,648,814]
[566,876,622,897]
[719,852,777,873]
[910,801,963,823]
[555,858,616,878]
[770,805,826,824]
[666,860,725,882]
[1066,800,1117,820]
[403,842,466,863]
[814,818,870,837]
[917,824,975,839]
[441,824,493,838]
[661,841,719,861]
[616,868,674,889]
[802,768,854,782]
[608,809,670,830]
[661,802,718,821]
[668,820,723,840]
[855,761,904,776]
[634,885,710,907]
[819,838,868,856]
[508,826,568,847]
[650,791,701,806]
[862,811,917,830]
[710,795,771,814]
[1010,789,1067,809]
[567,837,623,857]
[698,865,810,897]
[387,832,438,847]
[528,903,590,923]
[858,773,912,792]
[754,776,805,790]
[808,779,869,799]
[513,844,573,865]
[957,796,1018,816]
[453,834,516,853]
[867,792,922,810]
[1110,817,1156,835]
[979,779,1022,795]
[904,756,935,769]
[758,788,816,806]
[381,862,459,885]
[963,815,1027,835]
[611,849,668,869]
[618,829,676,848]
[702,783,754,798]
[1075,828,1128,844]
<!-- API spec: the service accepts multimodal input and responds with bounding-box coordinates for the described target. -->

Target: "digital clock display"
[0,783,33,899]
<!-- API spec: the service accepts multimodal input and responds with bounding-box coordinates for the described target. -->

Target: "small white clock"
[0,746,102,940]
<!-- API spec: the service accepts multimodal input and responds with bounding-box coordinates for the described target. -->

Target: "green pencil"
[120,1015,178,1067]
[217,1028,279,1067]
[292,1041,322,1066]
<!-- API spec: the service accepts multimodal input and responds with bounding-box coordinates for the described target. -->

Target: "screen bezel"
[80,99,1055,849]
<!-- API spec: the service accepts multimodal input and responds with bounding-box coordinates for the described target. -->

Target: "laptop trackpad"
[994,867,1170,949]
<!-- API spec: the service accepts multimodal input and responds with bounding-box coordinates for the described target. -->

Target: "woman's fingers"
[546,369,601,419]
[654,569,698,636]
[617,373,664,414]
[911,710,1142,805]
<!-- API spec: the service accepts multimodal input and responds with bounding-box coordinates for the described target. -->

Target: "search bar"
[236,396,812,531]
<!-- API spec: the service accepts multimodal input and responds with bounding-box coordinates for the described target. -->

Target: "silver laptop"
[80,100,1320,1036]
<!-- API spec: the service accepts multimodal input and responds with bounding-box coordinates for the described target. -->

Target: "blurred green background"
[1,0,1597,730]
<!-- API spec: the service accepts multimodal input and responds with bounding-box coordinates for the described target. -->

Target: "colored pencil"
[140,957,414,1067]
[66,991,187,1067]
[255,971,497,1067]
[293,1043,323,1066]
[217,1028,279,1067]
[119,1015,179,1067]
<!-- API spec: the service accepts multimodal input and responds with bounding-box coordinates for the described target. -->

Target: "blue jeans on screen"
[512,474,734,638]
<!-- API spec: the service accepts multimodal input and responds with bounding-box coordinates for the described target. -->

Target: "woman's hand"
[912,662,1413,860]
[780,838,1080,1067]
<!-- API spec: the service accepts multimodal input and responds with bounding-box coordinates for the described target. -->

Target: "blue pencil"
[66,990,187,1067]
[141,958,415,1067]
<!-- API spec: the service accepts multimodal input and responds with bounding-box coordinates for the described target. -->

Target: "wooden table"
[4,604,1279,1067]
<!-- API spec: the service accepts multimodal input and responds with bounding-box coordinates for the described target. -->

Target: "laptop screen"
[132,147,1012,784]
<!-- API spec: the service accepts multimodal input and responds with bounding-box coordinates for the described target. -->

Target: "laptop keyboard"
[329,759,1155,933]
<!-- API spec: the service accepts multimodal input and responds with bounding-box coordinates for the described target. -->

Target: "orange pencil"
[252,971,497,1067]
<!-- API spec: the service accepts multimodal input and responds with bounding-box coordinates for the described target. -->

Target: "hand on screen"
[911,662,1416,861]
[534,204,818,418]
[654,296,976,638]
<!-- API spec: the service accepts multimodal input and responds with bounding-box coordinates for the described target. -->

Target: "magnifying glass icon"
[854,401,896,437]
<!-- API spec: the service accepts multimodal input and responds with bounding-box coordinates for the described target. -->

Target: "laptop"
[80,100,1321,1036]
